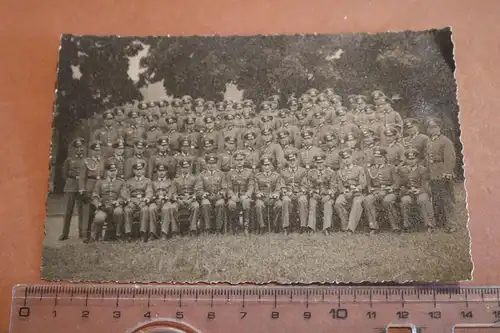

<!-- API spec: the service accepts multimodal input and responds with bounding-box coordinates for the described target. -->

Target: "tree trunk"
[53,131,68,194]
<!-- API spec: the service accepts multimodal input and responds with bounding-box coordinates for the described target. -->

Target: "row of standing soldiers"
[59,88,459,242]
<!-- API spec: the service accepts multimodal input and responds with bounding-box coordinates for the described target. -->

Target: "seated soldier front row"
[87,146,437,242]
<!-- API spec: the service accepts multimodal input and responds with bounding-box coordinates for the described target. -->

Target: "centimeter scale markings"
[10,285,500,333]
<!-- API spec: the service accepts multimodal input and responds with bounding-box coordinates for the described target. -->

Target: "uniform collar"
[430,134,441,141]
[107,177,116,181]
[157,177,166,181]
[135,176,144,181]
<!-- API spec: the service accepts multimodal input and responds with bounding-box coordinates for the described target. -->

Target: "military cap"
[194,98,205,107]
[172,98,182,107]
[323,133,337,142]
[330,94,342,102]
[185,116,196,125]
[157,136,169,146]
[306,88,319,96]
[165,115,178,124]
[225,136,236,144]
[314,154,326,163]
[148,101,156,108]
[158,100,169,107]
[345,132,358,142]
[336,107,347,116]
[224,99,234,105]
[404,118,419,129]
[243,132,257,141]
[156,163,167,171]
[371,90,386,99]
[261,128,272,137]
[180,138,191,147]
[295,112,307,120]
[181,95,192,104]
[103,109,115,120]
[216,101,225,109]
[128,110,140,118]
[112,139,126,149]
[234,102,243,109]
[261,115,273,122]
[372,147,387,158]
[364,104,375,113]
[233,151,246,160]
[285,151,298,161]
[115,107,125,115]
[105,161,118,171]
[260,100,271,108]
[132,160,146,170]
[89,140,102,150]
[72,137,85,148]
[426,117,442,128]
[339,148,353,159]
[404,148,419,160]
[204,115,215,123]
[179,159,192,168]
[266,94,278,102]
[299,94,312,103]
[138,102,148,110]
[313,111,325,119]
[224,113,235,121]
[301,129,314,140]
[323,87,335,95]
[277,130,290,140]
[204,100,215,108]
[242,110,253,119]
[347,94,357,101]
[316,93,328,102]
[260,157,272,166]
[243,99,254,107]
[135,138,146,148]
[362,128,376,138]
[383,126,399,137]
[355,95,367,102]
[278,109,290,118]
[205,155,218,164]
[203,138,215,147]
[288,98,298,106]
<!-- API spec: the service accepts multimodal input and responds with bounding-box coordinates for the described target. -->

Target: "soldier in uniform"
[193,98,206,133]
[239,109,259,142]
[215,101,226,130]
[198,155,226,233]
[90,161,125,242]
[79,141,105,242]
[124,110,146,158]
[114,107,128,139]
[425,117,458,232]
[59,138,86,241]
[298,129,322,170]
[334,148,367,233]
[204,100,216,116]
[345,132,366,167]
[121,160,153,242]
[221,113,242,146]
[323,133,341,171]
[148,163,174,240]
[399,149,436,232]
[93,109,121,158]
[124,139,149,180]
[171,98,184,119]
[288,97,299,115]
[197,138,218,174]
[201,115,224,153]
[306,154,338,234]
[268,94,280,113]
[378,103,403,128]
[361,106,384,143]
[311,111,334,146]
[174,138,198,175]
[259,100,273,117]
[163,115,182,152]
[280,152,308,233]
[169,159,201,235]
[181,115,201,156]
[383,126,405,167]
[144,113,163,159]
[258,114,277,132]
[259,127,285,168]
[332,107,360,146]
[361,129,380,167]
[254,157,283,232]
[277,129,298,157]
[306,88,319,104]
[148,136,176,180]
[402,118,429,163]
[363,147,400,234]
[241,132,260,171]
[242,99,254,114]
[107,139,126,180]
[226,152,255,233]
[218,136,240,173]
[293,112,310,148]
[178,95,194,129]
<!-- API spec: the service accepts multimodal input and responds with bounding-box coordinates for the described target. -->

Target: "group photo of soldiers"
[58,88,461,243]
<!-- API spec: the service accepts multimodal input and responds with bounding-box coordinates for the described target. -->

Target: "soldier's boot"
[161,232,168,240]
[141,232,148,243]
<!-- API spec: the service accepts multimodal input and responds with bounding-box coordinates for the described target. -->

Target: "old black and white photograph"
[42,28,472,283]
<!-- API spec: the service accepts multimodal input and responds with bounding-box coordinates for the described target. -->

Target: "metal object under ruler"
[9,284,500,333]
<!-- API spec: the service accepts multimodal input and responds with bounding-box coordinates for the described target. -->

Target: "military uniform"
[259,128,285,168]
[92,110,121,158]
[91,162,125,241]
[254,157,283,231]
[280,153,309,231]
[298,129,323,169]
[240,132,260,170]
[144,122,163,159]
[334,149,367,232]
[148,164,175,239]
[79,141,105,241]
[121,161,153,240]
[218,137,240,172]
[399,149,436,230]
[162,118,182,152]
[378,104,403,128]
[169,159,201,233]
[425,118,457,231]
[124,110,146,158]
[59,138,86,240]
[383,127,404,167]
[306,155,339,232]
[106,140,126,180]
[198,156,226,232]
[124,139,149,180]
[193,98,207,133]
[226,152,255,232]
[200,116,224,153]
[174,139,198,175]
[181,116,202,156]
[332,109,361,146]
[148,136,176,180]
[363,148,400,233]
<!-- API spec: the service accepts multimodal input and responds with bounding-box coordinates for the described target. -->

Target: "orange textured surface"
[0,0,499,331]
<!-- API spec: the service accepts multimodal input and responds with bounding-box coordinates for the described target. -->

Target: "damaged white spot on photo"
[42,29,472,284]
